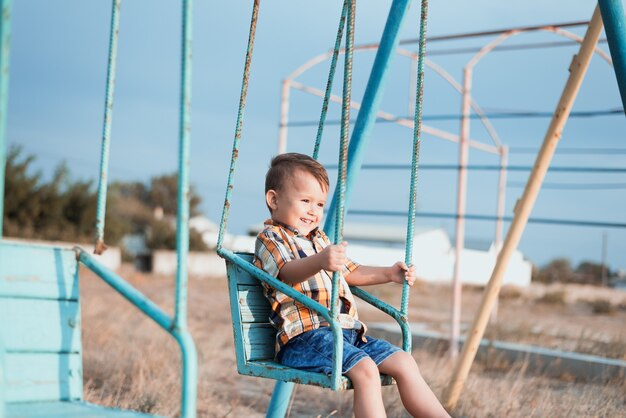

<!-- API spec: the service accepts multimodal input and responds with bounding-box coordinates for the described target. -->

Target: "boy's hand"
[318,241,349,272]
[389,262,417,286]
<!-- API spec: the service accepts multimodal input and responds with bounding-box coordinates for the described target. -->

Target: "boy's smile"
[266,169,328,237]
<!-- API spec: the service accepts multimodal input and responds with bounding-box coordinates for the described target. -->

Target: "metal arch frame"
[278,46,503,155]
[449,23,615,358]
[445,6,608,409]
[276,22,614,361]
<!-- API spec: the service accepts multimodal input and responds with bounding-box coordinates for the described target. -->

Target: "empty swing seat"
[0,240,160,418]
[224,252,395,390]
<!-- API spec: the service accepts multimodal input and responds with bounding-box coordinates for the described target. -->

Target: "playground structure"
[0,1,625,418]
[276,17,624,363]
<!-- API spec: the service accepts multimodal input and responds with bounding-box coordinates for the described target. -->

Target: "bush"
[537,290,566,305]
[587,299,616,315]
[499,285,523,300]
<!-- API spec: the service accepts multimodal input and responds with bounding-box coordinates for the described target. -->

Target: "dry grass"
[80,265,626,417]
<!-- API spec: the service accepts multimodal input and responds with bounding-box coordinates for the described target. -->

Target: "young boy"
[254,153,450,418]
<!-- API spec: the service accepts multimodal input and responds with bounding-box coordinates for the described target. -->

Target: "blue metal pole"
[324,0,412,237]
[176,0,192,338]
[94,0,121,254]
[598,0,626,112]
[77,248,198,418]
[175,330,198,418]
[176,0,197,416]
[265,381,295,418]
[0,0,12,238]
[0,334,5,418]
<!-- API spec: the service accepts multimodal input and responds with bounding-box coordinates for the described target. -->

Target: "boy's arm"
[346,262,416,286]
[278,242,350,285]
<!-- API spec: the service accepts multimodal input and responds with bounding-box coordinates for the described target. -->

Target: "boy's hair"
[265,153,329,194]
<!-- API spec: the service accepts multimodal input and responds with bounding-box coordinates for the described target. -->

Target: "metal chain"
[402,0,429,316]
[313,0,348,160]
[217,0,260,250]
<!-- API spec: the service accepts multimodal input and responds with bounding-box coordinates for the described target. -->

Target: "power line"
[347,209,626,229]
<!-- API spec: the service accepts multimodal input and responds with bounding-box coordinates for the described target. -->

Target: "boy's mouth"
[300,218,315,225]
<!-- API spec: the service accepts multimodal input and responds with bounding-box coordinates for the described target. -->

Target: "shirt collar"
[264,218,320,238]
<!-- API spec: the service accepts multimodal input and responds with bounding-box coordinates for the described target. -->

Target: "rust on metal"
[94,239,108,255]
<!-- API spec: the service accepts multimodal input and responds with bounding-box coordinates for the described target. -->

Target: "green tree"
[532,258,573,284]
[148,173,202,217]
[575,261,610,286]
[3,146,129,244]
[4,147,206,250]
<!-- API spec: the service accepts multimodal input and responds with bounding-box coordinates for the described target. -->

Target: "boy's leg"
[345,357,386,418]
[378,351,450,418]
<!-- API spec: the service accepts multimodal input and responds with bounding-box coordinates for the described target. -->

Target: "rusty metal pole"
[450,66,472,358]
[278,79,290,154]
[495,146,508,250]
[443,6,604,410]
[490,145,508,323]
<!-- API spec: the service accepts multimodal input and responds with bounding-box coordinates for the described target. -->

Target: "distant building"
[151,218,532,286]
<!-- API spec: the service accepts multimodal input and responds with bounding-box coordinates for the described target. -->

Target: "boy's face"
[266,169,328,236]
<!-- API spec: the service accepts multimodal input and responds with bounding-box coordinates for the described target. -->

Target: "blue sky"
[6,1,625,271]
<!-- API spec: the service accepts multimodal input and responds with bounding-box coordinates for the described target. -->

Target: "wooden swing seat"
[0,240,161,418]
[224,252,395,391]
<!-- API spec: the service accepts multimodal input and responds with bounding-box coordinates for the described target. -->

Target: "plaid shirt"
[254,219,366,354]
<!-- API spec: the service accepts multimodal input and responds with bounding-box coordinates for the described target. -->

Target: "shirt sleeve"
[317,230,360,276]
[254,229,294,279]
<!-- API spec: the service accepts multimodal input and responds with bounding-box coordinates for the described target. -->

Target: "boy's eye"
[317,203,324,208]
[302,199,309,203]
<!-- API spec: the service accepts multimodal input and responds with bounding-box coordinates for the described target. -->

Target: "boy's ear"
[266,189,278,211]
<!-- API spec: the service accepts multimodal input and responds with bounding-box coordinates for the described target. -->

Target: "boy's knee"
[347,357,380,387]
[381,351,420,377]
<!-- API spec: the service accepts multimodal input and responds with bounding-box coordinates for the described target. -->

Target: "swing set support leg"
[598,0,626,111]
[266,381,295,418]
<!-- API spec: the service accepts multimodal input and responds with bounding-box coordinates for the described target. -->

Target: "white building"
[153,218,532,285]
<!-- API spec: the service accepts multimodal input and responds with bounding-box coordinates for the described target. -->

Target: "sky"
[5,0,626,272]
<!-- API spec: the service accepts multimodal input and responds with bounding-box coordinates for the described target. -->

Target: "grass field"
[80,264,626,417]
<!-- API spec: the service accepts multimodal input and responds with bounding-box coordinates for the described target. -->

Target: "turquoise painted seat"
[0,240,159,418]
[224,252,395,390]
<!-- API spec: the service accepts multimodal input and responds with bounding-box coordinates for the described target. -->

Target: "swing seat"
[223,251,395,390]
[0,240,161,418]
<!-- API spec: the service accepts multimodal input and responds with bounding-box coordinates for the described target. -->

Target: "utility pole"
[601,231,608,287]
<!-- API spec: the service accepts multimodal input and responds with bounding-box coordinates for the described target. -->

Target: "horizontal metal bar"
[325,163,626,173]
[350,286,404,322]
[76,247,175,331]
[6,349,80,355]
[0,295,78,302]
[284,108,622,127]
[508,181,626,190]
[427,38,608,57]
[347,210,626,229]
[400,20,591,44]
[510,147,626,154]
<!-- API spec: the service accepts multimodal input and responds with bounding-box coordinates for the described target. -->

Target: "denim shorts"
[278,326,401,375]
